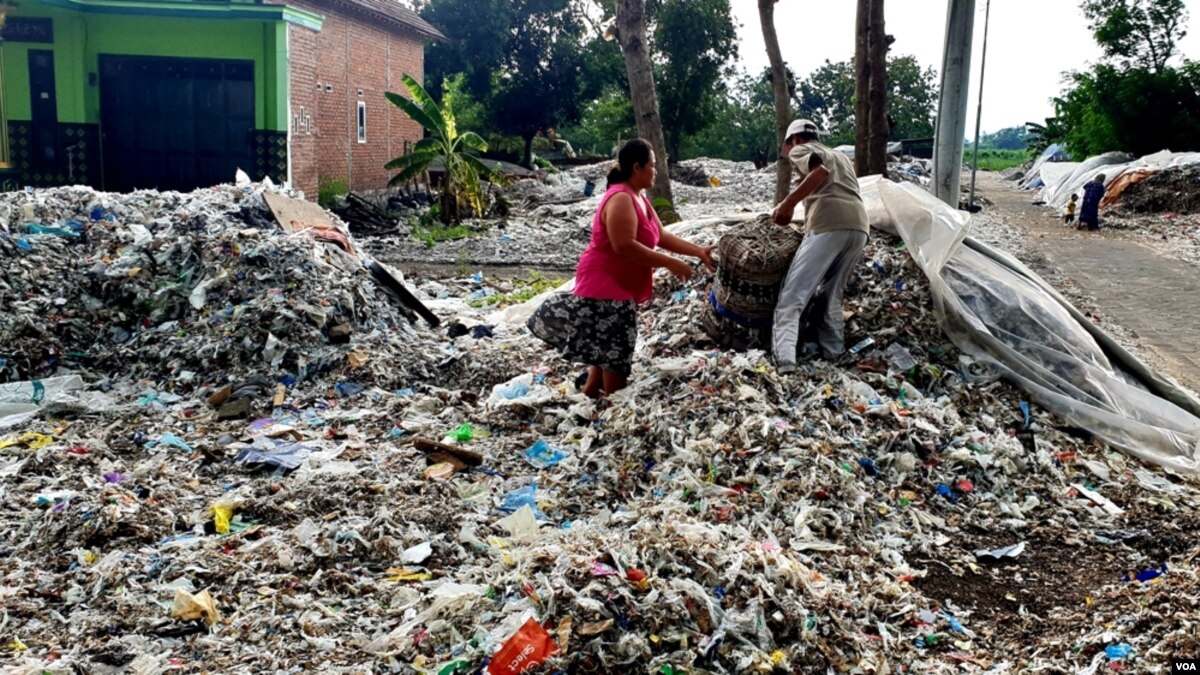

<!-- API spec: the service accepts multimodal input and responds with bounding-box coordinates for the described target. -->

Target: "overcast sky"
[730,0,1200,134]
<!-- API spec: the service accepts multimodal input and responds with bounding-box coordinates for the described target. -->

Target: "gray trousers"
[772,229,868,364]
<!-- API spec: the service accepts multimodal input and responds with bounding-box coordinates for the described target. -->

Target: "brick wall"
[283,0,426,197]
[288,23,320,197]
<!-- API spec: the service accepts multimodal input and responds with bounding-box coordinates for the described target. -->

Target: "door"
[99,55,254,192]
[28,50,57,171]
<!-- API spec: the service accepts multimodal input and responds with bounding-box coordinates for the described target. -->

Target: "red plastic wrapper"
[487,618,557,675]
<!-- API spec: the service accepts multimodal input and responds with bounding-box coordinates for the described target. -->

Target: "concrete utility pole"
[967,0,992,209]
[932,0,976,207]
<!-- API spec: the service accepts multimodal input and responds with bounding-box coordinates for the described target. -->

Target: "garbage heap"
[3,207,1197,673]
[0,184,458,393]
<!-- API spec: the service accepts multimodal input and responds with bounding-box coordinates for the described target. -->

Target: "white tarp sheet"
[1037,149,1200,209]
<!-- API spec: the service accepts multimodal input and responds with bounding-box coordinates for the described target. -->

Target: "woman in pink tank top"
[528,139,714,398]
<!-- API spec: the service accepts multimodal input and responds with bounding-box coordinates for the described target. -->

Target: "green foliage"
[797,55,938,147]
[966,149,1027,172]
[975,126,1029,150]
[649,0,739,161]
[317,177,348,210]
[885,56,939,140]
[385,74,496,224]
[681,70,777,162]
[466,272,565,308]
[1081,0,1187,73]
[1043,0,1199,158]
[797,60,857,146]
[558,87,637,157]
[411,206,477,247]
[418,0,589,168]
[1053,62,1200,157]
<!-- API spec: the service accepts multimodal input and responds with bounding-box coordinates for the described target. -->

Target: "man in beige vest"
[770,119,869,375]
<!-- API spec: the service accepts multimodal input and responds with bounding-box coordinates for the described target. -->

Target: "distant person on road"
[527,138,716,398]
[1079,174,1107,231]
[769,119,869,375]
[1064,193,1078,225]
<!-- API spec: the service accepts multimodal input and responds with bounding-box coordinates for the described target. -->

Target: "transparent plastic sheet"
[1018,143,1068,189]
[865,178,1200,474]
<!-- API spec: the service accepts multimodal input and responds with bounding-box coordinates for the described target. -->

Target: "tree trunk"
[866,0,890,175]
[614,0,678,223]
[854,0,871,176]
[522,134,535,170]
[758,0,792,204]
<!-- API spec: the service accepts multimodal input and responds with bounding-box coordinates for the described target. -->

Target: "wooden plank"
[263,192,335,233]
[411,437,483,467]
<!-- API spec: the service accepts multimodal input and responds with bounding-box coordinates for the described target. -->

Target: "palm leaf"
[412,137,442,154]
[388,163,432,186]
[384,150,437,172]
[402,74,446,138]
[460,153,497,181]
[458,131,488,153]
[385,92,443,139]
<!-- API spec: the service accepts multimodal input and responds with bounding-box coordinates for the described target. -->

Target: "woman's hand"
[665,257,693,281]
[697,245,717,273]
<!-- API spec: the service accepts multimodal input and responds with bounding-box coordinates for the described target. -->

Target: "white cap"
[786,119,824,139]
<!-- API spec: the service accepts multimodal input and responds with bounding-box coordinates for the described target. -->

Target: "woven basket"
[714,216,802,316]
[700,216,802,349]
[701,302,771,351]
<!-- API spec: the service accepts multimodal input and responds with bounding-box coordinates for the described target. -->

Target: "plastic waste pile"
[2,174,1200,672]
[0,184,456,396]
[4,201,1200,673]
[1019,149,1200,211]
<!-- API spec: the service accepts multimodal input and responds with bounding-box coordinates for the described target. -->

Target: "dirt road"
[973,171,1200,393]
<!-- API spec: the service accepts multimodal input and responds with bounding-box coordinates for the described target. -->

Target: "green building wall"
[2,6,288,131]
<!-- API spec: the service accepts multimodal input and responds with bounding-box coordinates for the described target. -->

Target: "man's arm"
[773,154,830,225]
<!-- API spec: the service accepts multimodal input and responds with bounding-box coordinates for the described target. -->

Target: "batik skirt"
[527,293,638,377]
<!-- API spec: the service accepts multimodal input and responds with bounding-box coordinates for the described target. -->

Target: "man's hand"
[665,257,693,281]
[697,245,717,273]
[772,201,795,226]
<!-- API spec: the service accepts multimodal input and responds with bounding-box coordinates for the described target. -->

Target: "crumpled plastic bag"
[486,617,557,675]
[170,588,220,625]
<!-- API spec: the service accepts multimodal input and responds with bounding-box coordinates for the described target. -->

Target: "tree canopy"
[418,0,589,167]
[797,55,937,147]
[1048,0,1200,157]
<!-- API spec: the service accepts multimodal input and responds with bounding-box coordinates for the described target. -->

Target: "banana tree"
[385,74,495,224]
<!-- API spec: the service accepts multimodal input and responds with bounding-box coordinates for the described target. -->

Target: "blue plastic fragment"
[150,433,193,452]
[1105,644,1132,660]
[500,483,547,520]
[524,439,567,468]
[857,457,879,477]
[935,484,958,502]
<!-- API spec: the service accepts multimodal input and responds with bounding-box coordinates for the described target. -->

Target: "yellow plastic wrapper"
[383,567,432,582]
[0,432,54,450]
[211,504,235,534]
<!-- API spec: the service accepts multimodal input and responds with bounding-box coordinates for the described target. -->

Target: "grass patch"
[414,223,474,248]
[467,271,565,308]
[317,177,348,210]
[969,149,1027,172]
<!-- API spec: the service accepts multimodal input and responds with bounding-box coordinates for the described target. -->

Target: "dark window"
[357,101,366,143]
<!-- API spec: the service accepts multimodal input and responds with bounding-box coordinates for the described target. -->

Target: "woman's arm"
[605,193,690,274]
[658,230,716,271]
